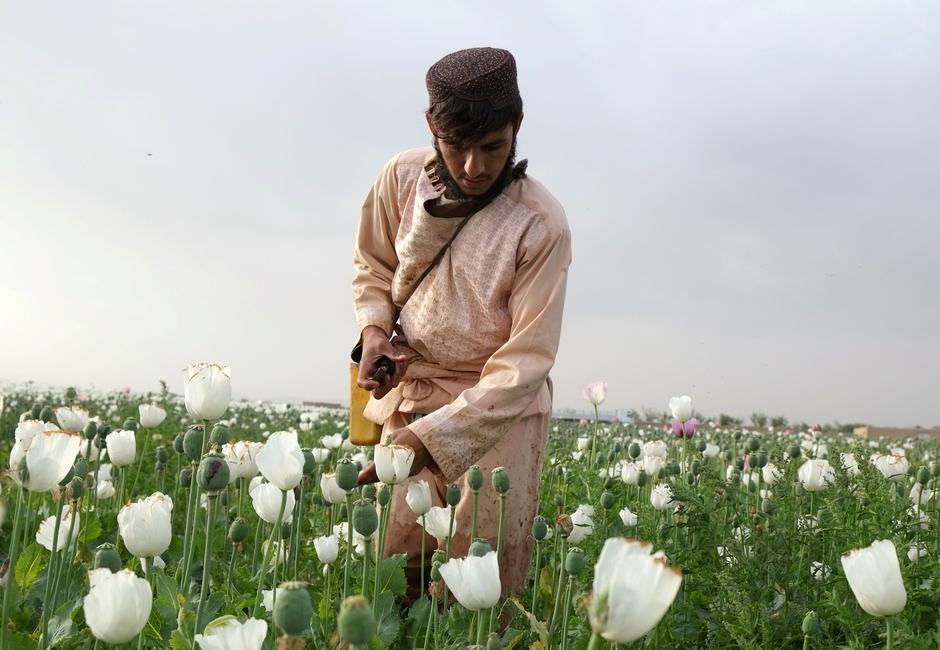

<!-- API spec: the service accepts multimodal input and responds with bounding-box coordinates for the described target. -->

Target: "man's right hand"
[357,326,409,399]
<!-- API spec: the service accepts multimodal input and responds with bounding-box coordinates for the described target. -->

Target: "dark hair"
[426,94,523,149]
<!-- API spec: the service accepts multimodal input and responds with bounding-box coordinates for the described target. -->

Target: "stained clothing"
[352,146,571,593]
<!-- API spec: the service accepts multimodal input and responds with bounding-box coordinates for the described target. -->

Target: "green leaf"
[3,631,36,650]
[15,543,47,590]
[44,611,75,648]
[196,591,227,632]
[154,573,180,622]
[169,628,190,650]
[509,597,548,648]
[402,595,431,648]
[375,553,408,597]
[374,590,401,646]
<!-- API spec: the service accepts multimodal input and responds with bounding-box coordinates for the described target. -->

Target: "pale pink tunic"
[352,146,571,593]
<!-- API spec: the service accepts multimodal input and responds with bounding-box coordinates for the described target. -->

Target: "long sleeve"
[352,155,402,338]
[408,215,572,482]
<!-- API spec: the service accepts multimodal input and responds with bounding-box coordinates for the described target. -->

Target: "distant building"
[853,426,940,440]
[303,400,345,410]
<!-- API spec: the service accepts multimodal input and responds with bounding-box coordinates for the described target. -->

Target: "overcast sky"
[1,1,938,426]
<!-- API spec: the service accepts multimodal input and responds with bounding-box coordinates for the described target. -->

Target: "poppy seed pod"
[173,432,185,455]
[565,547,586,575]
[802,610,820,635]
[179,467,193,489]
[39,407,55,423]
[917,467,930,485]
[468,465,484,491]
[469,539,493,557]
[302,450,316,476]
[68,476,84,501]
[532,516,549,541]
[94,544,122,573]
[83,421,98,439]
[600,490,615,510]
[229,517,250,543]
[788,444,802,459]
[761,498,777,515]
[274,582,313,637]
[280,521,292,541]
[362,484,377,501]
[209,423,229,447]
[96,423,112,439]
[747,439,760,453]
[734,458,745,470]
[553,494,565,508]
[155,446,169,465]
[696,440,707,453]
[487,632,504,650]
[353,499,379,538]
[446,483,462,506]
[183,426,203,461]
[431,549,446,566]
[637,471,649,487]
[377,484,391,507]
[197,453,230,492]
[628,442,641,459]
[931,461,940,478]
[747,454,758,469]
[335,459,359,492]
[337,595,376,646]
[491,467,510,494]
[122,418,139,432]
[65,386,77,401]
[72,459,89,481]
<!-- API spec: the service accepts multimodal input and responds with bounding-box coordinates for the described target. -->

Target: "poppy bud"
[68,476,84,501]
[72,459,89,481]
[468,465,484,491]
[756,452,768,468]
[637,470,649,487]
[788,445,802,459]
[696,440,707,453]
[603,477,614,490]
[337,594,376,646]
[446,483,462,507]
[30,403,43,420]
[39,407,55,423]
[94,543,122,573]
[83,422,98,440]
[532,516,548,541]
[229,517,249,543]
[931,461,940,478]
[691,460,702,475]
[748,439,760,452]
[377,484,391,507]
[917,467,930,485]
[469,539,493,557]
[362,484,377,501]
[600,490,615,510]
[65,386,77,401]
[491,468,510,495]
[197,452,230,492]
[155,446,170,465]
[486,632,504,650]
[280,521,292,541]
[353,499,379,539]
[335,459,359,492]
[179,467,193,489]
[183,426,203,461]
[802,610,820,636]
[123,418,139,432]
[274,582,314,637]
[97,423,112,438]
[173,432,185,455]
[565,547,586,575]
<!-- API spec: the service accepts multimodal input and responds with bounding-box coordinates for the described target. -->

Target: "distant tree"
[770,416,788,428]
[750,413,768,427]
[719,413,742,427]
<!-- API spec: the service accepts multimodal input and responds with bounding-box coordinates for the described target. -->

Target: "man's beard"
[431,137,518,203]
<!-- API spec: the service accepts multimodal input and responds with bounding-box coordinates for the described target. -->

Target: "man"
[352,47,571,597]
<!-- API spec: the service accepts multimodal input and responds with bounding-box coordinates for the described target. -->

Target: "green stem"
[39,496,66,650]
[252,490,288,618]
[488,493,507,634]
[1,489,30,650]
[226,540,237,596]
[129,427,151,499]
[419,515,426,597]
[179,462,199,589]
[194,494,217,641]
[476,606,486,645]
[342,493,355,601]
[471,489,479,540]
[589,404,599,468]
[886,617,894,650]
[531,540,542,615]
[443,506,456,608]
[560,577,573,650]
[361,541,370,600]
[138,558,150,650]
[422,594,435,650]
[549,538,568,637]
[250,517,263,576]
[587,630,604,650]
[50,500,80,614]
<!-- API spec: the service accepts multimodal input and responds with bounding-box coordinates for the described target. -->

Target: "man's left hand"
[357,428,438,485]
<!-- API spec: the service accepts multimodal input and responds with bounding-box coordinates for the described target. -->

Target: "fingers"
[358,462,378,486]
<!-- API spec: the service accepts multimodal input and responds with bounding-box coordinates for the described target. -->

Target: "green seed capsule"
[469,539,493,557]
[155,446,170,465]
[747,454,758,470]
[72,459,89,481]
[486,632,504,650]
[628,443,641,459]
[931,461,940,478]
[302,450,316,476]
[761,498,777,515]
[30,403,43,420]
[94,543,122,573]
[637,471,649,487]
[600,490,615,510]
[917,467,931,485]
[491,467,510,495]
[179,467,193,489]
[39,407,55,423]
[362,484,377,501]
[173,432,185,455]
[532,516,548,541]
[65,387,77,401]
[183,426,204,462]
[748,439,760,452]
[123,418,139,432]
[603,477,614,490]
[802,610,820,636]
[553,494,565,508]
[353,499,379,538]
[67,476,84,501]
[468,465,484,491]
[97,423,112,438]
[197,452,230,492]
[229,517,250,543]
[565,547,586,575]
[788,445,802,459]
[335,459,359,492]
[446,483,462,506]
[337,594,376,646]
[613,442,623,454]
[430,563,442,582]
[377,484,391,507]
[83,422,97,440]
[205,424,225,447]
[274,582,314,637]
[280,521,292,541]
[734,458,745,471]
[696,440,707,453]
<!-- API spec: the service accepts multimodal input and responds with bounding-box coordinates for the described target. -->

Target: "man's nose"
[464,151,485,178]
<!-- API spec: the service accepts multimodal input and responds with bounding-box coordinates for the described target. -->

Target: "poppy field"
[1,367,938,649]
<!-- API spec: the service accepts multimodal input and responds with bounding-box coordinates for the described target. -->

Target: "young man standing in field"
[352,47,571,597]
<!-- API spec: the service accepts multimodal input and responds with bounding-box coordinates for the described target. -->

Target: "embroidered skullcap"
[426,47,520,109]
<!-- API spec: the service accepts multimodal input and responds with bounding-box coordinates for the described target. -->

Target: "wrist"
[362,325,388,342]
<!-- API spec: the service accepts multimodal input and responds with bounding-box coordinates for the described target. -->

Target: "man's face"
[432,122,517,197]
